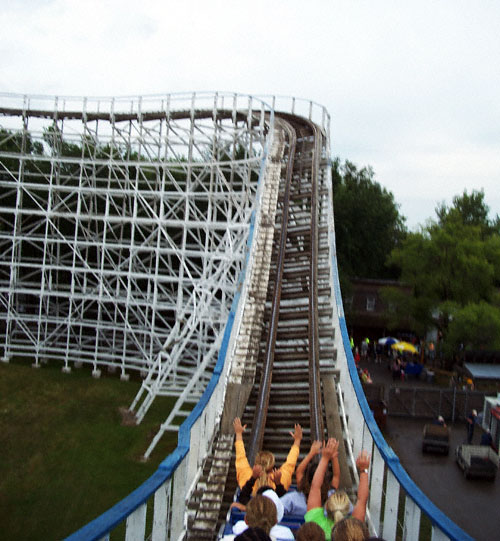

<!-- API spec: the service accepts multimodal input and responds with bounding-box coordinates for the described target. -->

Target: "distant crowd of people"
[222,417,385,541]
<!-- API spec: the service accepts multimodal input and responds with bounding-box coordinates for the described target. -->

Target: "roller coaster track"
[185,113,350,538]
[247,115,324,456]
[0,93,473,541]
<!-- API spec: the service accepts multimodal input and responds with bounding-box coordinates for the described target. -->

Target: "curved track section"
[185,112,347,539]
[0,93,473,541]
[0,92,266,405]
[246,115,325,463]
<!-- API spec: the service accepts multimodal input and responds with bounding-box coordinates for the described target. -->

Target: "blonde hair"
[325,490,351,523]
[332,517,369,541]
[245,494,277,534]
[254,451,275,491]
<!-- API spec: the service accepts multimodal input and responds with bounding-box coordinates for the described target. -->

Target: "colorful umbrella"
[391,341,418,354]
[378,336,398,346]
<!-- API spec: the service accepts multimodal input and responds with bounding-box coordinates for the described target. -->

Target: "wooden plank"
[381,470,399,541]
[403,496,421,541]
[368,445,385,536]
[125,502,147,541]
[152,482,169,541]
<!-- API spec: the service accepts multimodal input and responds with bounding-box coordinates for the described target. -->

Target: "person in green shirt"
[305,438,371,539]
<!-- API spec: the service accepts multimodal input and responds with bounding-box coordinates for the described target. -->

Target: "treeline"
[332,158,500,368]
[0,124,250,230]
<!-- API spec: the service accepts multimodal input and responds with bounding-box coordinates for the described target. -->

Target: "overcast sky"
[2,0,500,229]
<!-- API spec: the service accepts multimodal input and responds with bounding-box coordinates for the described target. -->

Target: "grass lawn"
[0,359,179,540]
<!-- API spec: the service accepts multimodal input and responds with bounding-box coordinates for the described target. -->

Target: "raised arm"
[330,438,341,491]
[307,438,338,511]
[291,423,303,447]
[279,423,303,490]
[238,464,262,505]
[352,450,371,522]
[296,440,321,486]
[270,468,286,497]
[233,417,246,442]
[233,417,253,488]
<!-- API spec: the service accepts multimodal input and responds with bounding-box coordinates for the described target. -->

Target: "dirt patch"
[118,406,137,426]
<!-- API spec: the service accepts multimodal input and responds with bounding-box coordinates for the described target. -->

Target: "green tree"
[382,233,435,337]
[332,158,406,283]
[384,190,500,367]
[436,188,500,241]
[444,301,500,357]
[0,127,44,175]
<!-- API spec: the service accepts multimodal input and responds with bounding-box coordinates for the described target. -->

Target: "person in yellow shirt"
[233,417,302,495]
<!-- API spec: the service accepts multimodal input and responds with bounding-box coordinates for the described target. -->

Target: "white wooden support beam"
[152,482,169,541]
[403,496,421,541]
[369,446,385,536]
[382,469,400,541]
[125,502,147,541]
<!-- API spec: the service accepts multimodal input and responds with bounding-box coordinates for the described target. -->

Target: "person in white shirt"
[230,490,295,541]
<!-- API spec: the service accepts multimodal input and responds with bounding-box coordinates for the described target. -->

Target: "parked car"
[455,444,499,480]
[422,423,450,455]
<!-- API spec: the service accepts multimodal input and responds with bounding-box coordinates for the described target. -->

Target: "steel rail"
[247,118,297,464]
[273,112,325,442]
[246,114,324,463]
[307,120,325,442]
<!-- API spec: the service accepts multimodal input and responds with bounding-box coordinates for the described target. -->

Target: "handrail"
[66,258,246,540]
[328,166,473,540]
[0,90,330,130]
[62,93,276,540]
[307,120,324,441]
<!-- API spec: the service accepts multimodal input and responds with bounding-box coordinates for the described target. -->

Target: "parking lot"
[359,358,498,541]
[385,416,498,541]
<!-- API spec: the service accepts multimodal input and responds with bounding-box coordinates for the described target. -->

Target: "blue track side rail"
[338,316,473,541]
[66,301,237,540]
[328,196,473,540]
[66,147,268,541]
